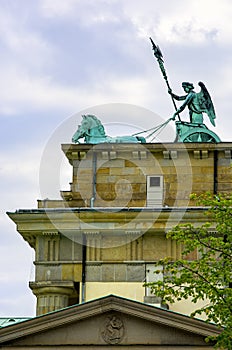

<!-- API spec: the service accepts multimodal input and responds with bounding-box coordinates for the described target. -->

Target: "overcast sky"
[1,0,232,317]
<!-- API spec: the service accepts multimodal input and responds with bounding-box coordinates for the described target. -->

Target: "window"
[150,176,160,187]
[147,176,163,207]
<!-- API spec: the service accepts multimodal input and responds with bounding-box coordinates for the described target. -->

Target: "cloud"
[0,5,53,71]
[0,0,230,120]
[0,146,41,174]
[0,147,43,213]
[121,0,232,44]
[0,63,160,117]
[0,221,36,317]
[40,0,81,18]
[39,0,122,24]
[1,0,232,318]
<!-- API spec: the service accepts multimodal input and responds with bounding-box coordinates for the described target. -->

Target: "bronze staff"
[150,37,181,121]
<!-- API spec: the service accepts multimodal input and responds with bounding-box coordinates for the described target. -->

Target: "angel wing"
[197,82,216,126]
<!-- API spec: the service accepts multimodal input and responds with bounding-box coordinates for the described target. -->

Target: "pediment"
[0,295,220,347]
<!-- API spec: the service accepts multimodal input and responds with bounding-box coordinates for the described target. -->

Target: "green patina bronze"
[150,38,221,143]
[72,115,146,144]
[170,81,221,142]
[72,40,221,144]
[170,81,216,125]
[175,121,221,143]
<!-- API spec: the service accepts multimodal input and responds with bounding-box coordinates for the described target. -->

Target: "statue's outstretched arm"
[172,93,194,118]
[168,89,186,101]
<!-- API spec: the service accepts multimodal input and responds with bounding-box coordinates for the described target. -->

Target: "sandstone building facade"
[7,141,232,316]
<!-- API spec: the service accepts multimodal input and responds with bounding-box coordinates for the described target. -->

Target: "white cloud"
[40,0,80,17]
[39,0,121,25]
[0,147,41,179]
[0,147,43,213]
[0,8,53,71]
[0,64,159,116]
[0,240,36,316]
[0,0,230,118]
[121,0,232,44]
[0,246,33,283]
[0,0,232,318]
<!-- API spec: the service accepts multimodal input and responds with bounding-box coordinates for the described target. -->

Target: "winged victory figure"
[168,81,216,126]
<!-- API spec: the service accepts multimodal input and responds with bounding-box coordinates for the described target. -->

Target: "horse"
[72,115,146,144]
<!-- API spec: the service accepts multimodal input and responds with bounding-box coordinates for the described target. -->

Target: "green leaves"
[145,193,232,349]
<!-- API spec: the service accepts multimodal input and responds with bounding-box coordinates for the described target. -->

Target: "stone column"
[29,282,75,315]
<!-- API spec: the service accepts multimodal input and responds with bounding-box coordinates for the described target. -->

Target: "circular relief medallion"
[101,314,124,344]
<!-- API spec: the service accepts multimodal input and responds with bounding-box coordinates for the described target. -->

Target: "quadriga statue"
[72,114,146,144]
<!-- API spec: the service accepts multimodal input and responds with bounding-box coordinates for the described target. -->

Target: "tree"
[145,193,232,349]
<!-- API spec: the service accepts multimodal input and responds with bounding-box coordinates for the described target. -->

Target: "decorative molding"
[110,151,117,159]
[0,295,221,344]
[42,231,59,236]
[193,150,201,159]
[101,151,109,160]
[43,234,60,261]
[140,151,147,159]
[171,150,177,159]
[167,239,182,260]
[224,149,232,159]
[101,314,124,344]
[132,151,139,159]
[163,150,178,159]
[23,234,36,248]
[79,152,86,159]
[193,150,208,159]
[125,230,141,235]
[201,150,208,159]
[86,232,102,261]
[208,230,218,235]
[84,231,100,235]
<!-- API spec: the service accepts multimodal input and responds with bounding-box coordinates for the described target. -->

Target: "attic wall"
[57,143,232,208]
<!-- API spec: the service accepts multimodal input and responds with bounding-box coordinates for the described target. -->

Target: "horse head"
[72,116,88,143]
[72,114,106,143]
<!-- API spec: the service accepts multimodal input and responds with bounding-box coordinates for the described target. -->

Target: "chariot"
[175,121,221,143]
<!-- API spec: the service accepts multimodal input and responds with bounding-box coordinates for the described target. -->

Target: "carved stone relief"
[101,314,124,344]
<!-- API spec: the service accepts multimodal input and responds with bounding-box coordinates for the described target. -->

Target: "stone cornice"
[0,295,221,344]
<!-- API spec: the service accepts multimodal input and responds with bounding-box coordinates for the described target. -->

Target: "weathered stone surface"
[7,142,232,316]
[62,263,82,281]
[0,295,220,348]
[127,264,145,281]
[35,264,62,281]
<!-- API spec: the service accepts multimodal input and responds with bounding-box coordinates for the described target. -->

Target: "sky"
[0,0,232,317]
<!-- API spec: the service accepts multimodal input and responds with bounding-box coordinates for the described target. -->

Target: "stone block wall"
[59,143,232,208]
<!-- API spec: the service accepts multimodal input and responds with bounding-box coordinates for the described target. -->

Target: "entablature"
[7,207,216,249]
[62,142,232,165]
